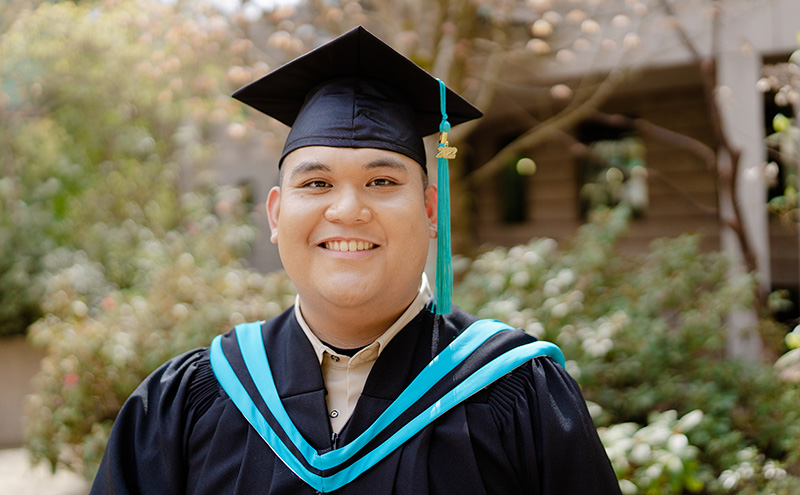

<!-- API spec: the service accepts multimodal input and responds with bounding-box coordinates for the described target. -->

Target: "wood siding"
[468,79,722,257]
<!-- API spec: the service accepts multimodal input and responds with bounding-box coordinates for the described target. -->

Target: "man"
[91,26,622,494]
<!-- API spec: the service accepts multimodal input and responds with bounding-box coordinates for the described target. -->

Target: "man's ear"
[266,186,281,244]
[424,184,437,238]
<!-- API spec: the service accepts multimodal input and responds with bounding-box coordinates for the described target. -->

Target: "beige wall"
[0,336,45,447]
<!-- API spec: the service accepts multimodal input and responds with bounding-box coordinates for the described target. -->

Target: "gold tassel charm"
[436,131,457,159]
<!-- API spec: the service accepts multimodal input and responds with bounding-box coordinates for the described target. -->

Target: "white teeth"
[324,241,375,252]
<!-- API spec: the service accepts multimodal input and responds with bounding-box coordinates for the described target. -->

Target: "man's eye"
[370,178,396,186]
[302,180,330,188]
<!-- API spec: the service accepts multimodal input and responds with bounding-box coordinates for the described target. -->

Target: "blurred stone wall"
[0,337,44,446]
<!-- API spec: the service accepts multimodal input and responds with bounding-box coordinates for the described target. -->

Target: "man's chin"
[299,280,376,308]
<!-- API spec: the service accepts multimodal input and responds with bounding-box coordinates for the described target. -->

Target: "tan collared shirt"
[294,274,433,433]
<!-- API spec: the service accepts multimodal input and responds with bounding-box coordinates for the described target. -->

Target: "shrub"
[455,207,800,492]
[2,0,298,478]
[709,446,798,495]
[25,188,296,478]
[0,0,264,337]
[599,409,706,494]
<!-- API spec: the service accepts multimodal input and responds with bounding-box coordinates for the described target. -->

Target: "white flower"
[719,470,739,490]
[510,271,530,288]
[522,250,543,266]
[70,300,88,318]
[537,238,558,255]
[507,311,523,328]
[543,280,561,297]
[667,433,689,455]
[677,410,703,431]
[739,462,755,479]
[565,360,581,379]
[525,321,546,338]
[177,252,195,268]
[618,479,637,495]
[644,463,663,480]
[630,442,651,464]
[665,453,684,475]
[172,303,189,320]
[556,268,575,287]
[265,301,282,316]
[551,302,570,319]
[178,276,194,294]
[736,447,758,462]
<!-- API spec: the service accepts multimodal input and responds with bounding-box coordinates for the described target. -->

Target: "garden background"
[1,0,800,493]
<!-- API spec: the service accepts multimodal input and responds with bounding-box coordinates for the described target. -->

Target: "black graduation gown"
[90,305,621,495]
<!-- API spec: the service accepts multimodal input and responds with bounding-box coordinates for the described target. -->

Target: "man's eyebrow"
[363,158,409,173]
[288,161,332,180]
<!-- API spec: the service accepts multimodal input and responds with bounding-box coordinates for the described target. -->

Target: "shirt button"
[330,355,340,362]
[330,410,340,418]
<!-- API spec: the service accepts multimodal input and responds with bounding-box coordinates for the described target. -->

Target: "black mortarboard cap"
[232,26,483,168]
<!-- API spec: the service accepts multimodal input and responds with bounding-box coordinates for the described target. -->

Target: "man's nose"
[324,187,373,224]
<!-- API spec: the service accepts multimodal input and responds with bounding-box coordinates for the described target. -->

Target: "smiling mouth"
[323,240,377,252]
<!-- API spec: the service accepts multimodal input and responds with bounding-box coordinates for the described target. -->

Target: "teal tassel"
[435,80,452,315]
[435,147,452,315]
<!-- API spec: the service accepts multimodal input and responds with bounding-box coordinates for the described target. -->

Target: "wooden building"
[458,1,800,303]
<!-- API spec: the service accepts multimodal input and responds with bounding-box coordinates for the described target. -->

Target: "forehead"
[282,146,422,177]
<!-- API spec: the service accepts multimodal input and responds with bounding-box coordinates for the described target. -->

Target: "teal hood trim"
[210,318,564,493]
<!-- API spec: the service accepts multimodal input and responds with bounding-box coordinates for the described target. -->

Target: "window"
[762,76,797,214]
[499,154,536,223]
[578,135,648,218]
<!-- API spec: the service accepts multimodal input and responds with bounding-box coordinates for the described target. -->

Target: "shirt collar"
[295,273,433,365]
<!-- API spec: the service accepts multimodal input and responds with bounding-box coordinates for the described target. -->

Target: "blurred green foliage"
[26,236,295,478]
[455,207,800,494]
[600,410,706,494]
[0,0,289,473]
[0,0,258,337]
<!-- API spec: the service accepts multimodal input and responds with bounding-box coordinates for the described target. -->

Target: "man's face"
[267,146,437,319]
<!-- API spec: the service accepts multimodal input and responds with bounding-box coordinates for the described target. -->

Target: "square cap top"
[232,26,483,167]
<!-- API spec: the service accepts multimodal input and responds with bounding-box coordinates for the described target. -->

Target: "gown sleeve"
[90,348,217,495]
[470,356,622,495]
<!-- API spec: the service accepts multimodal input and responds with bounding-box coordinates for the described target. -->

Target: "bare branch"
[658,0,756,278]
[767,143,800,169]
[646,168,719,217]
[588,111,718,172]
[550,124,718,217]
[657,0,703,62]
[466,69,631,184]
[448,37,507,143]
[431,29,456,80]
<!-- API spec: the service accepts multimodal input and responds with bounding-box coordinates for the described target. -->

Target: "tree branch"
[551,125,719,217]
[659,0,757,278]
[588,111,718,172]
[466,69,630,185]
[657,0,704,62]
